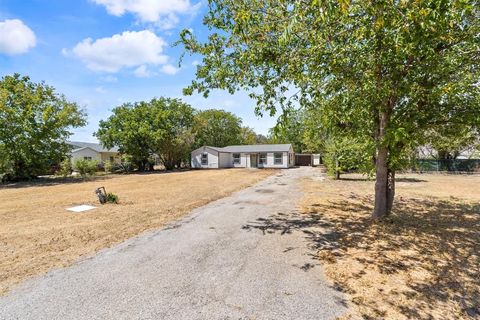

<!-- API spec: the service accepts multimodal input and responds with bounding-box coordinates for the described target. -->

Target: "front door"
[250,154,258,168]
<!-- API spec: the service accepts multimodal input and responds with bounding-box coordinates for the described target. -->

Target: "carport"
[295,154,313,166]
[295,154,322,166]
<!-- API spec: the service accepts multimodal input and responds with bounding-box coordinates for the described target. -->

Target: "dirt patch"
[0,169,274,295]
[299,173,480,319]
[255,189,275,193]
[233,200,263,205]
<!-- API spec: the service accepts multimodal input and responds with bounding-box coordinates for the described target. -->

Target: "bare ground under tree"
[242,172,480,319]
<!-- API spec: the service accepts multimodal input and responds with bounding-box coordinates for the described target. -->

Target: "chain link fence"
[416,159,480,172]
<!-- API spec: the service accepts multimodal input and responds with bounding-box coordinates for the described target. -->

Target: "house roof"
[206,144,293,153]
[68,141,119,153]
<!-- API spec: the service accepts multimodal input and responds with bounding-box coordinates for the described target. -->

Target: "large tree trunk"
[373,110,395,220]
[373,144,389,219]
[335,157,340,180]
[387,169,395,213]
[373,160,395,219]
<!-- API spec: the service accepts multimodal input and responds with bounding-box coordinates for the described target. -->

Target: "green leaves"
[0,74,86,180]
[95,97,195,171]
[180,0,479,167]
[193,109,243,148]
[180,0,479,216]
[269,107,308,152]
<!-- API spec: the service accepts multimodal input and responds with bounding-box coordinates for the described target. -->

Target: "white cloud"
[223,99,236,108]
[133,65,151,77]
[192,60,200,66]
[0,19,36,55]
[154,12,179,30]
[70,30,168,73]
[100,75,118,83]
[95,86,106,93]
[160,64,179,75]
[93,0,199,29]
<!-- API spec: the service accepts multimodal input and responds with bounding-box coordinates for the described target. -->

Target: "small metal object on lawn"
[95,186,107,204]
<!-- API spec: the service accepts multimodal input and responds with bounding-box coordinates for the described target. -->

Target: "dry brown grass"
[0,169,274,295]
[299,172,480,319]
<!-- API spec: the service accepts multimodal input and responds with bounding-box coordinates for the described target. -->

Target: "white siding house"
[191,146,220,169]
[191,144,295,169]
[68,141,121,167]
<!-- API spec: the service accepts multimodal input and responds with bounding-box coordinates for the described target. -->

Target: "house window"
[259,153,267,164]
[201,153,208,165]
[109,156,114,162]
[233,153,241,164]
[84,156,92,161]
[274,153,283,165]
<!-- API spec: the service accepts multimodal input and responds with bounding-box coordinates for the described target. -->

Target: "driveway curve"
[0,167,346,320]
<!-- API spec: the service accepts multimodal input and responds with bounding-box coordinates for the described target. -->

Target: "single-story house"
[191,144,295,169]
[68,141,121,165]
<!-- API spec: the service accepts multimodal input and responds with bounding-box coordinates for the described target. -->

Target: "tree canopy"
[424,125,479,159]
[181,0,480,219]
[0,74,86,181]
[239,126,271,145]
[269,107,307,153]
[193,109,243,147]
[96,98,195,171]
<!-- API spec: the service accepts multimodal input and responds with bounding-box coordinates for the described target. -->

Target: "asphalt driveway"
[0,167,346,320]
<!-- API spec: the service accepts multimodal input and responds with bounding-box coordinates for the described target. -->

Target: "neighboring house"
[68,141,121,165]
[191,144,295,169]
[417,145,480,159]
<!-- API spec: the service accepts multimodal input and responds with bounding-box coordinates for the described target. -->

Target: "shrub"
[0,161,14,182]
[56,158,73,177]
[103,160,115,173]
[323,137,375,179]
[118,155,134,173]
[74,159,98,178]
[106,192,119,204]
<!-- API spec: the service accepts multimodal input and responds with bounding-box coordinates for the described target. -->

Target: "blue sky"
[0,0,278,142]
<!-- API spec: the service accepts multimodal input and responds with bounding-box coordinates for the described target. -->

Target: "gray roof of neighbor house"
[68,141,119,153]
[207,144,293,153]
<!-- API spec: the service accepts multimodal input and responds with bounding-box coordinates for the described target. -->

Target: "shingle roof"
[68,141,119,153]
[214,144,293,153]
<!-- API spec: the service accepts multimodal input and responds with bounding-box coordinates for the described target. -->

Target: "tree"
[193,109,243,147]
[302,105,377,177]
[424,126,479,160]
[56,158,73,177]
[239,126,271,144]
[0,74,86,181]
[323,135,375,179]
[181,0,480,219]
[302,107,327,154]
[151,98,195,170]
[239,126,257,144]
[255,133,270,144]
[96,98,195,171]
[95,102,156,171]
[269,107,307,152]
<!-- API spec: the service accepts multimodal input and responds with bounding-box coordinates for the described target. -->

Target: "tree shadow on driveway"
[242,196,480,319]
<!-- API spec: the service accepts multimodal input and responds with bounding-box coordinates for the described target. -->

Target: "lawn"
[300,172,480,319]
[0,169,273,295]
